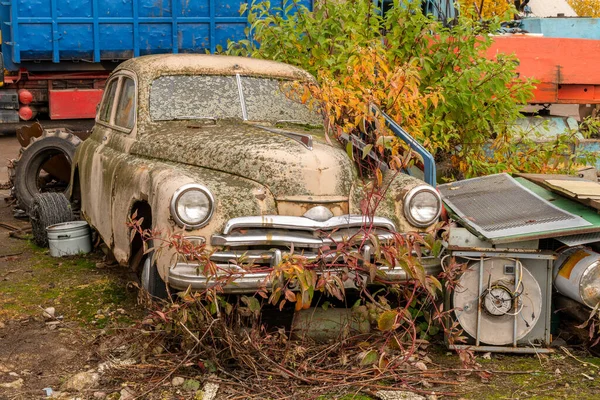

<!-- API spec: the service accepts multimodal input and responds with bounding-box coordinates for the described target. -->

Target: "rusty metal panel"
[48,89,103,120]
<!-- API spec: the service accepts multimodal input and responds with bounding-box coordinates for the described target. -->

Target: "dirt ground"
[1,133,600,399]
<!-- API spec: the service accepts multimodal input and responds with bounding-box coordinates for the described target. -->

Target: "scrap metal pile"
[439,172,600,353]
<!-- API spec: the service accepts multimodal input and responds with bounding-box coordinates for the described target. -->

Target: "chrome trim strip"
[222,215,396,235]
[168,257,441,292]
[236,73,248,121]
[211,229,395,248]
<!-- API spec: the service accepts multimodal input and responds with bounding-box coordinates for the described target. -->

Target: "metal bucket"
[47,221,92,257]
[554,247,600,308]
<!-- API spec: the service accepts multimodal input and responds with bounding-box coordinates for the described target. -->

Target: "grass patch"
[0,241,140,326]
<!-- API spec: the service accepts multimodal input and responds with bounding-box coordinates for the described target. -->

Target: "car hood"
[131,121,355,198]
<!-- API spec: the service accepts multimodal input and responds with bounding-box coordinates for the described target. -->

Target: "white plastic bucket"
[47,221,92,257]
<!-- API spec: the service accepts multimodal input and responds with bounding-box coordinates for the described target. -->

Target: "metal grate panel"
[556,232,600,246]
[439,173,591,239]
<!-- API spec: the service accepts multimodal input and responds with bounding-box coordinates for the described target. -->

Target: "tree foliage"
[568,0,600,17]
[458,0,512,19]
[228,0,593,179]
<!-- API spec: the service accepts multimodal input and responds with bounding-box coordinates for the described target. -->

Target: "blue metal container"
[0,0,312,71]
[520,18,600,40]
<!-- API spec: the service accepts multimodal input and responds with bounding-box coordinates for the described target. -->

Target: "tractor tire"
[30,192,74,247]
[13,128,81,212]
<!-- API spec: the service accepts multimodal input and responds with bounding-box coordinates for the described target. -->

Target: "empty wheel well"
[70,167,81,210]
[129,201,152,271]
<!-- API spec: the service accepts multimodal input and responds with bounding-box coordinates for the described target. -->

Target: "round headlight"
[170,184,215,229]
[403,185,442,228]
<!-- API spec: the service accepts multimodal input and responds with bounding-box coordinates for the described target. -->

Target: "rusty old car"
[61,54,442,297]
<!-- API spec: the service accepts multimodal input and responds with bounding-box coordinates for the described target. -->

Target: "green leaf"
[361,144,373,159]
[377,310,399,332]
[346,141,354,161]
[360,350,379,366]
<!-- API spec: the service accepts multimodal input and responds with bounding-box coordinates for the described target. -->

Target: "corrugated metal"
[439,173,591,240]
[0,0,312,68]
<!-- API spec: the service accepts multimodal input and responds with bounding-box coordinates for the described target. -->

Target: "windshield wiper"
[275,119,322,128]
[159,116,218,124]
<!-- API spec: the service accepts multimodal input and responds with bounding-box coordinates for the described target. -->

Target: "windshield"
[149,75,322,126]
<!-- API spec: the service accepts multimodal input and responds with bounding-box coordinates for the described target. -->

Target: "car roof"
[115,54,315,82]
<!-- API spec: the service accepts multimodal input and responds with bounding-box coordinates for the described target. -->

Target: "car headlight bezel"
[170,183,215,230]
[403,185,442,228]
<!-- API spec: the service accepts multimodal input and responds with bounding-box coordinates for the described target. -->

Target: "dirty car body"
[71,54,442,294]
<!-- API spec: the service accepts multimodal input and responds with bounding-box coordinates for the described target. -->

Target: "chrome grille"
[210,215,397,267]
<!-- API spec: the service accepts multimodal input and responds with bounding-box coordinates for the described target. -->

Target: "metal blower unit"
[447,250,554,353]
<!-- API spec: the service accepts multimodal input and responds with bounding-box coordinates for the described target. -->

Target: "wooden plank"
[544,180,600,198]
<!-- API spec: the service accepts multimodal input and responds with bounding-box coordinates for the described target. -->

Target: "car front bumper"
[167,256,442,293]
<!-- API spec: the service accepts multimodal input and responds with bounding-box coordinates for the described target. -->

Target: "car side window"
[114,77,136,130]
[99,78,118,123]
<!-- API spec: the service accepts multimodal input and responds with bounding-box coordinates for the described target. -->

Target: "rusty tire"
[30,192,74,247]
[14,129,81,212]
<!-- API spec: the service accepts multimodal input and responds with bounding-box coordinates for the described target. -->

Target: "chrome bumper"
[167,214,438,293]
[168,257,442,293]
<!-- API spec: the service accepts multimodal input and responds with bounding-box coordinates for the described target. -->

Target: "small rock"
[93,392,107,399]
[555,368,562,375]
[172,376,185,387]
[376,390,426,400]
[61,371,100,392]
[8,372,19,377]
[43,307,56,320]
[0,378,24,389]
[421,380,433,388]
[414,361,428,371]
[202,381,220,400]
[426,395,438,400]
[0,321,5,329]
[482,352,492,360]
[120,387,135,400]
[551,337,567,347]
[565,383,570,388]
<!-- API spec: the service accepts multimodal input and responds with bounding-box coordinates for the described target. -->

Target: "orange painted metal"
[487,36,600,104]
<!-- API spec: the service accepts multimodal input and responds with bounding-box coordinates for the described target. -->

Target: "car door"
[101,73,145,262]
[80,76,119,244]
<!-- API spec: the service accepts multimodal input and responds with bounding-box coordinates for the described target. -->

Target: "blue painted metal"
[0,0,312,71]
[373,105,437,187]
[520,18,600,40]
